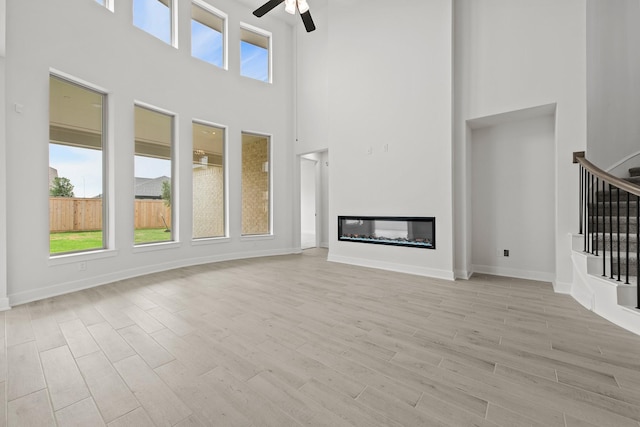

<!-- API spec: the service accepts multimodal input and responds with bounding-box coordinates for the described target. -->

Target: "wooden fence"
[49,197,171,232]
[134,199,172,230]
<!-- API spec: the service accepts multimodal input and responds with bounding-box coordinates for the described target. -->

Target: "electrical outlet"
[503,249,510,257]
[78,262,87,271]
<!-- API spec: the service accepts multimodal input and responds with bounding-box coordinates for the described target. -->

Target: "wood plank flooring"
[2,248,640,426]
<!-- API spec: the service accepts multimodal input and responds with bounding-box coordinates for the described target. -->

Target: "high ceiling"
[48,0,326,156]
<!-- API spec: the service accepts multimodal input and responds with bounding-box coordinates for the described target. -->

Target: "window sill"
[240,234,274,241]
[48,249,119,266]
[192,237,230,246]
[133,241,182,253]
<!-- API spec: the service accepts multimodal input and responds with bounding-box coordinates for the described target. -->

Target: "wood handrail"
[573,152,640,197]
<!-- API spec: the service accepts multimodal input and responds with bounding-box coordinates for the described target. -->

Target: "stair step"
[587,216,638,235]
[591,233,639,252]
[591,251,640,277]
[625,176,640,186]
[630,167,640,177]
[611,259,639,277]
[595,189,640,202]
[589,201,639,217]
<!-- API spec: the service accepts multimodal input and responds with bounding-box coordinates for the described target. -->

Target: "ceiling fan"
[253,0,316,33]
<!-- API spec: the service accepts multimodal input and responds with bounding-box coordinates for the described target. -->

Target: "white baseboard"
[472,264,555,283]
[328,254,455,281]
[8,248,299,306]
[455,269,473,280]
[553,280,573,294]
[570,247,640,336]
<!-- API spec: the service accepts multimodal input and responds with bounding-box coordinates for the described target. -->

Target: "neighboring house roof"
[135,176,170,199]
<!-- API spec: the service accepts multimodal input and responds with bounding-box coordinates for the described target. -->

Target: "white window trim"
[192,0,228,70]
[170,0,178,48]
[49,249,119,266]
[132,0,177,48]
[239,22,272,84]
[192,237,231,246]
[49,69,112,258]
[93,0,114,12]
[241,130,274,237]
[50,68,109,94]
[192,118,228,240]
[132,241,182,253]
[133,101,179,246]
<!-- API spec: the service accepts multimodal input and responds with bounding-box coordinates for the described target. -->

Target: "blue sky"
[135,157,172,180]
[192,20,223,67]
[241,41,269,82]
[50,145,103,198]
[53,0,268,197]
[132,0,268,80]
[50,146,171,198]
[133,0,171,44]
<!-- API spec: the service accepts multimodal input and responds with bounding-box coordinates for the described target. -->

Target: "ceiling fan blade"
[300,10,316,32]
[253,0,285,17]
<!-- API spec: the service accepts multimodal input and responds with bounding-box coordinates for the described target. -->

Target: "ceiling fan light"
[284,0,296,14]
[297,0,309,13]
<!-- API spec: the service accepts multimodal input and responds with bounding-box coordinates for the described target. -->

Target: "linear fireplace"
[338,216,435,249]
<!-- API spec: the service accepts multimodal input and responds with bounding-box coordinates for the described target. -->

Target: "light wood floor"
[3,248,640,426]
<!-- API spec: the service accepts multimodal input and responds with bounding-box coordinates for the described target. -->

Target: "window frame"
[133,102,178,247]
[191,119,228,241]
[94,0,114,12]
[132,0,178,47]
[241,131,273,237]
[239,22,272,83]
[191,0,228,70]
[48,71,110,257]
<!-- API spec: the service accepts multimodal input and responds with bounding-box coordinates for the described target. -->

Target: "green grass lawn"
[50,228,172,254]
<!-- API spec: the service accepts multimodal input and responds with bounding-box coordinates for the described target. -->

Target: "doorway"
[470,111,556,282]
[300,156,317,249]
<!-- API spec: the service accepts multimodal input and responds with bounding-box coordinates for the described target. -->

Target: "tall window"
[49,76,106,255]
[240,25,270,82]
[241,133,270,235]
[191,1,226,68]
[134,105,174,245]
[193,122,225,239]
[133,0,173,45]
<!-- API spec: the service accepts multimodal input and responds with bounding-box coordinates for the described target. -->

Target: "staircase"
[571,155,640,335]
[590,167,639,279]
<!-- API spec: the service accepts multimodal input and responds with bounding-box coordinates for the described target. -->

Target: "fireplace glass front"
[338,216,435,249]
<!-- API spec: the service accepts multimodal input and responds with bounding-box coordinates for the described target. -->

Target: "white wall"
[0,0,7,309]
[454,0,586,289]
[0,58,7,309]
[318,151,329,247]
[326,0,455,279]
[4,0,296,304]
[294,1,328,155]
[300,157,316,235]
[298,150,329,248]
[587,0,640,173]
[471,114,556,281]
[0,0,5,56]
